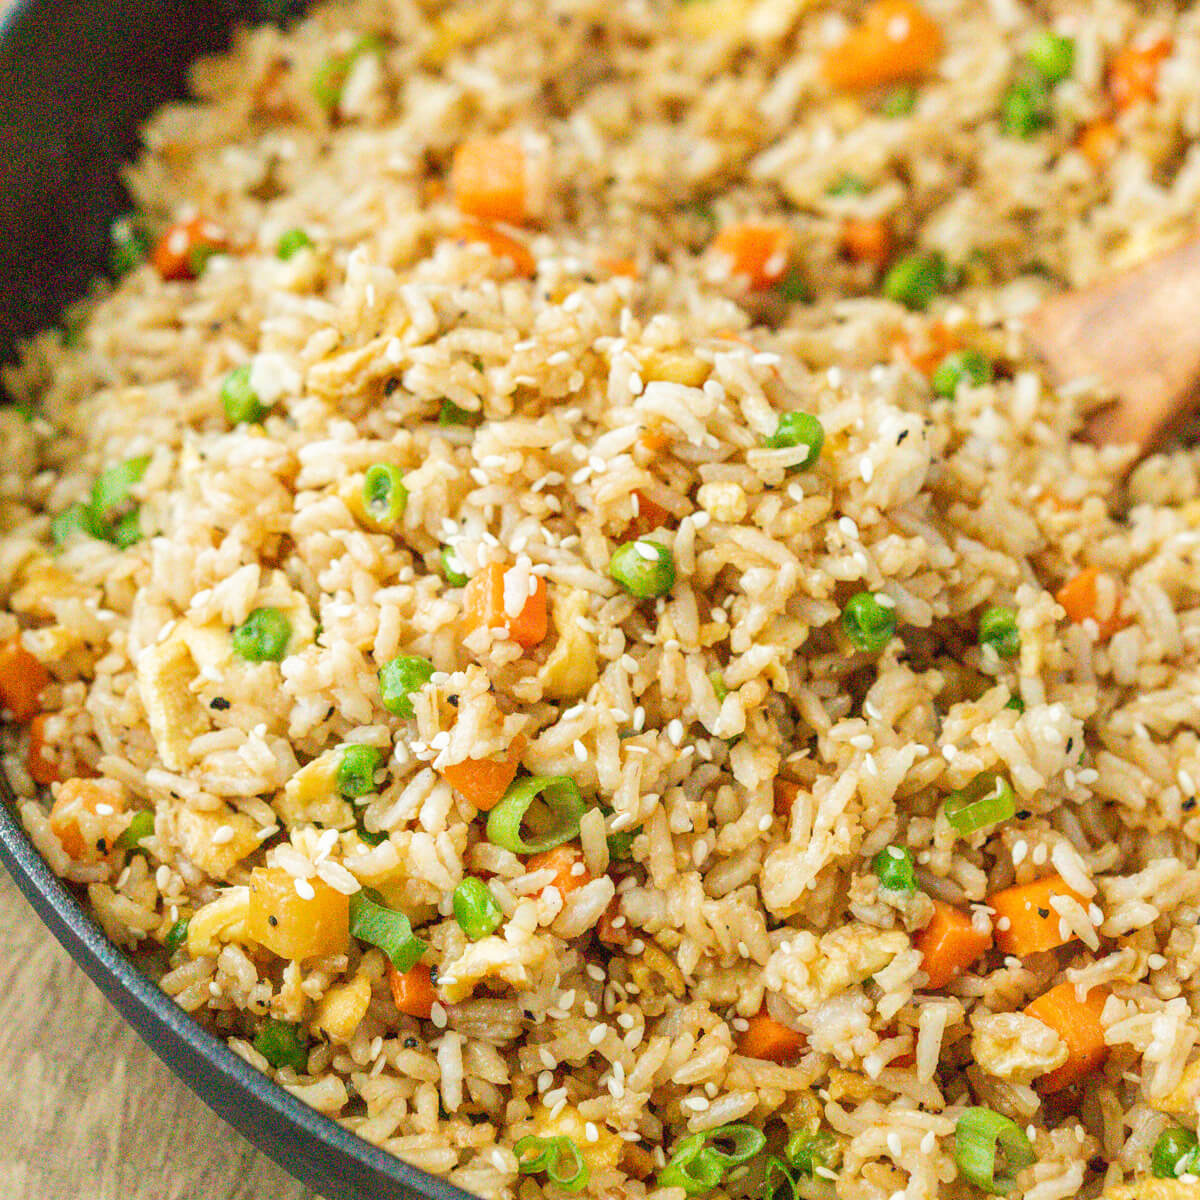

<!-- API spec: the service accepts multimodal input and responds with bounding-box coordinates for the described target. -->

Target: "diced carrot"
[710,223,793,291]
[527,844,591,899]
[598,254,638,279]
[638,424,672,453]
[0,635,49,722]
[891,320,960,376]
[1077,118,1120,168]
[1055,566,1125,641]
[596,896,630,946]
[456,220,537,278]
[1025,982,1109,1093]
[152,216,229,281]
[914,899,993,989]
[1107,38,1172,112]
[388,961,437,1019]
[450,136,528,224]
[441,733,527,812]
[462,562,549,649]
[625,490,670,540]
[27,713,62,786]
[841,216,893,268]
[821,0,943,93]
[773,778,800,817]
[989,875,1089,957]
[48,777,127,861]
[737,1007,807,1063]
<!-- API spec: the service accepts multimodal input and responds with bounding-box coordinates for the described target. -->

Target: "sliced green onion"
[348,889,427,972]
[438,399,482,426]
[453,877,504,941]
[931,348,992,398]
[440,546,469,587]
[1005,693,1025,713]
[221,364,269,425]
[1026,31,1074,85]
[841,592,896,653]
[871,845,916,893]
[362,463,408,526]
[606,826,639,861]
[337,744,383,798]
[232,606,292,662]
[253,1018,310,1073]
[657,1133,725,1196]
[764,411,825,472]
[51,502,101,547]
[276,228,312,260]
[704,1123,766,1167]
[164,917,190,957]
[944,771,1017,835]
[954,1107,1036,1194]
[709,670,728,702]
[1152,1125,1200,1179]
[116,809,156,852]
[515,1135,589,1192]
[609,539,676,599]
[91,455,150,541]
[486,776,586,855]
[378,654,435,718]
[880,83,917,117]
[311,33,385,111]
[785,1127,842,1177]
[826,173,868,197]
[979,605,1020,659]
[110,509,144,548]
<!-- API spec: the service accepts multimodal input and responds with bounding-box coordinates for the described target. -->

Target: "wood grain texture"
[0,868,320,1200]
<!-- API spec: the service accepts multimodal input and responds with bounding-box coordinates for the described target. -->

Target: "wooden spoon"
[1025,234,1200,455]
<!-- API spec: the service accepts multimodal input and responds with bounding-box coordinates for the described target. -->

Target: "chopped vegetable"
[51,502,100,546]
[91,455,150,545]
[827,173,868,196]
[116,808,155,852]
[625,490,670,541]
[609,539,676,599]
[254,1019,310,1072]
[954,1107,1036,1194]
[657,1134,724,1196]
[915,899,992,989]
[1005,693,1025,713]
[438,398,481,426]
[880,83,918,116]
[932,348,992,397]
[109,214,150,278]
[841,592,896,653]
[311,33,385,111]
[1024,982,1109,1092]
[164,917,190,957]
[439,545,470,587]
[822,0,942,92]
[450,136,530,224]
[710,222,793,291]
[607,825,639,860]
[348,889,427,972]
[1151,1127,1200,1180]
[441,734,527,812]
[456,221,537,277]
[378,655,435,719]
[1108,38,1172,112]
[883,251,948,310]
[0,635,49,722]
[1000,77,1051,138]
[785,1128,841,1177]
[485,776,586,855]
[872,844,917,892]
[387,960,437,1019]
[1026,31,1075,84]
[452,876,504,940]
[978,604,1020,659]
[336,744,383,797]
[232,606,292,662]
[1055,566,1125,640]
[943,771,1016,834]
[709,670,728,702]
[841,216,893,268]
[736,1007,806,1063]
[776,265,812,304]
[26,713,61,785]
[462,561,549,648]
[1077,118,1120,168]
[152,216,228,281]
[362,463,408,526]
[764,411,825,472]
[49,778,127,861]
[246,865,350,960]
[221,364,269,425]
[276,228,312,260]
[989,874,1088,956]
[526,844,591,899]
[702,1125,766,1167]
[516,1135,589,1192]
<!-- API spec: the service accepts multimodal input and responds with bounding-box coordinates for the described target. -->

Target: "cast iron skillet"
[0,3,477,1197]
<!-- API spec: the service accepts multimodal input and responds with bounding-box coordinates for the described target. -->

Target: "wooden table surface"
[0,867,320,1200]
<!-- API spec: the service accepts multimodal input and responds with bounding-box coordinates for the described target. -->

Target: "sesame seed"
[586,964,606,982]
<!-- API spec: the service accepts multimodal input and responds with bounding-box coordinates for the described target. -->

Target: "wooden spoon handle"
[1026,234,1200,453]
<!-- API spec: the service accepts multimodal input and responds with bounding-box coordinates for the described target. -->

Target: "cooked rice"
[4,0,1200,1197]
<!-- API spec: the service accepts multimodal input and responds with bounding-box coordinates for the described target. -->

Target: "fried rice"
[3,1,1200,1196]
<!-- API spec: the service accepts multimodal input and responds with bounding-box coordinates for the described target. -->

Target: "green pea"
[764,411,825,471]
[108,214,150,279]
[362,464,408,526]
[438,399,482,426]
[882,252,948,311]
[51,502,100,547]
[777,266,812,304]
[871,845,917,893]
[979,605,1021,660]
[91,455,150,544]
[880,84,917,117]
[337,744,383,798]
[439,546,469,587]
[1001,78,1051,137]
[232,607,292,662]
[841,592,896,653]
[276,228,313,260]
[221,365,269,425]
[378,654,435,718]
[608,540,676,599]
[1026,31,1074,85]
[164,918,190,957]
[453,877,504,941]
[931,348,993,398]
[1152,1126,1200,1180]
[254,1019,310,1073]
